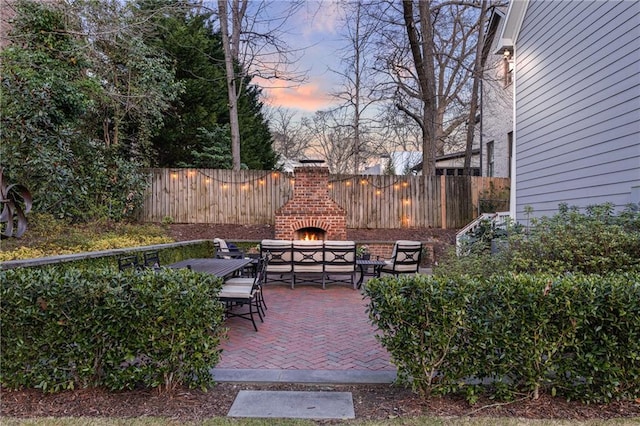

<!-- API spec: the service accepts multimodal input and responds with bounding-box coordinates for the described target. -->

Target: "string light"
[167,169,419,192]
[170,169,282,185]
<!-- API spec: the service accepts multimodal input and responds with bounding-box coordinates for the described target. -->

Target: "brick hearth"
[274,166,347,240]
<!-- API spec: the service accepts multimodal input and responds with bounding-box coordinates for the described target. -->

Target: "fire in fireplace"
[295,227,326,241]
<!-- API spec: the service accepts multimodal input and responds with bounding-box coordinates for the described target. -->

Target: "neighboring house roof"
[410,149,481,173]
[277,158,302,172]
[481,7,506,66]
[437,149,480,162]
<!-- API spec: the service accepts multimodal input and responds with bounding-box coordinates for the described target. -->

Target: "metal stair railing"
[456,211,511,255]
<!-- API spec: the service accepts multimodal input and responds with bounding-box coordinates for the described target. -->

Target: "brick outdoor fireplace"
[274,164,347,240]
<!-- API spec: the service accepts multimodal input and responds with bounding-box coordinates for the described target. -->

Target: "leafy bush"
[437,203,640,279]
[510,203,640,274]
[364,272,640,403]
[0,1,164,222]
[1,266,225,392]
[365,274,473,396]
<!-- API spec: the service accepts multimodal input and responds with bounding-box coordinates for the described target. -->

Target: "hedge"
[364,272,640,403]
[1,266,225,392]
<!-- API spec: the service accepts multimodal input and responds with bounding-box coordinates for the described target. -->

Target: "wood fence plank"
[140,169,509,228]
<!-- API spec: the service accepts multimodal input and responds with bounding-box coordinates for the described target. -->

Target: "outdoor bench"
[260,239,357,289]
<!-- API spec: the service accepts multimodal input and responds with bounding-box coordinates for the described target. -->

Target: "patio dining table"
[168,258,253,278]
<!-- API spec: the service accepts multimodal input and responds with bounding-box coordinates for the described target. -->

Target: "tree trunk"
[402,0,437,176]
[464,0,488,176]
[218,0,242,170]
[353,2,362,174]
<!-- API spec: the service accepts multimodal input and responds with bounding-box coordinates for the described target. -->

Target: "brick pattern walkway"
[217,284,395,371]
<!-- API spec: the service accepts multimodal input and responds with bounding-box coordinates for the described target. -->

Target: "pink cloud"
[260,81,337,111]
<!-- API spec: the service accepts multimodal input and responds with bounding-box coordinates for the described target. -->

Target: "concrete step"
[228,390,355,420]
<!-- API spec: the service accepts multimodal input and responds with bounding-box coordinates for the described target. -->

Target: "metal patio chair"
[219,255,269,331]
[224,254,269,317]
[378,240,423,277]
[214,238,245,259]
[118,254,141,272]
[323,240,357,289]
[260,239,293,288]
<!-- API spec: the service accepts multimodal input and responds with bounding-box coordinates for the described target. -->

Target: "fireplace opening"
[295,227,326,241]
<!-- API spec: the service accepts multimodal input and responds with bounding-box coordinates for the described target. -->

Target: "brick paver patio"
[216,283,395,372]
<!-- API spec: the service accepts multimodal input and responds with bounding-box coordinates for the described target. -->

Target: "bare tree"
[367,0,486,175]
[266,106,311,163]
[463,0,489,175]
[302,109,356,174]
[215,0,306,170]
[331,0,382,173]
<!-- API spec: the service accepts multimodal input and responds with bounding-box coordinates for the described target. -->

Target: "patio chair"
[261,239,293,288]
[219,255,268,331]
[214,238,245,259]
[323,240,357,289]
[378,240,423,277]
[292,240,324,288]
[224,253,269,316]
[118,254,141,272]
[143,250,161,270]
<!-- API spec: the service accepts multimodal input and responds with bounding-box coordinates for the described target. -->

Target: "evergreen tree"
[141,1,277,170]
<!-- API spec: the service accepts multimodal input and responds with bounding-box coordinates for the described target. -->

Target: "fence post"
[440,175,447,229]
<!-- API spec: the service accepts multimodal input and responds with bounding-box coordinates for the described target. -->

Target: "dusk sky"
[251,1,348,114]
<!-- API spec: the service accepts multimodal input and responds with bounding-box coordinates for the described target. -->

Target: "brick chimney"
[274,166,347,240]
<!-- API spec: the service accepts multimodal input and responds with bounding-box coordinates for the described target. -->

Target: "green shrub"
[1,266,225,392]
[364,272,640,403]
[437,203,640,279]
[436,244,513,280]
[365,274,474,396]
[511,203,640,275]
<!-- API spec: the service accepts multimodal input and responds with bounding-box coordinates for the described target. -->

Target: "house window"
[487,140,495,177]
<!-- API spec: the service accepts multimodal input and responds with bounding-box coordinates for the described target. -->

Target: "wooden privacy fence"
[141,169,509,229]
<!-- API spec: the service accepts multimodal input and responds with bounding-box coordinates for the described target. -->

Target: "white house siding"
[514,0,640,221]
[481,9,513,178]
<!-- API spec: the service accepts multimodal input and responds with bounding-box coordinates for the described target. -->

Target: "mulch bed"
[3,383,639,422]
